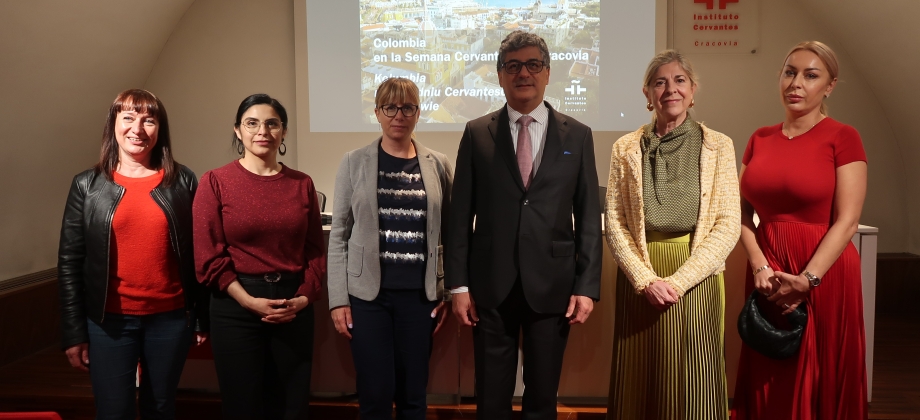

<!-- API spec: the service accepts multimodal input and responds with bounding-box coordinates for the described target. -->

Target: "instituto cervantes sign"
[673,0,761,53]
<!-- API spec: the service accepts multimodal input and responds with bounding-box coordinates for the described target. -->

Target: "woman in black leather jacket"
[58,89,209,420]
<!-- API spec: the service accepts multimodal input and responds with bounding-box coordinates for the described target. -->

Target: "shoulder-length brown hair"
[95,89,179,186]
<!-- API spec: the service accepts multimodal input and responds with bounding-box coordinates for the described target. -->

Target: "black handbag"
[737,291,808,360]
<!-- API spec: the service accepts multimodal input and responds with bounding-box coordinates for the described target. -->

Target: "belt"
[237,272,301,282]
[236,272,301,299]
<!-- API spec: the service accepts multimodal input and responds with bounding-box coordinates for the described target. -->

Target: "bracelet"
[752,265,771,275]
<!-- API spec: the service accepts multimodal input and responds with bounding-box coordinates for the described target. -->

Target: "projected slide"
[305,1,653,132]
[360,0,599,125]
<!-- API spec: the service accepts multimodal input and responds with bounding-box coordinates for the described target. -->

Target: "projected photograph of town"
[360,0,600,124]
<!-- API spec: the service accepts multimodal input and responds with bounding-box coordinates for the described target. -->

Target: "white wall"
[800,0,920,254]
[144,0,300,178]
[683,2,909,252]
[0,0,193,281]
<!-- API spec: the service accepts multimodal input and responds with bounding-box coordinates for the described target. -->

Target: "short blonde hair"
[782,41,839,115]
[643,49,699,89]
[375,77,420,108]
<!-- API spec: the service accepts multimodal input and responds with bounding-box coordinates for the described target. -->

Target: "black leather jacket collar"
[57,165,208,350]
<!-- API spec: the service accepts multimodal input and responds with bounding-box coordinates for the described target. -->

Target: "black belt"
[237,272,301,299]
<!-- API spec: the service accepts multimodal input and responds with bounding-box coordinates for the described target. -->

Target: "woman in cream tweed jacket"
[604,49,740,420]
[605,123,740,295]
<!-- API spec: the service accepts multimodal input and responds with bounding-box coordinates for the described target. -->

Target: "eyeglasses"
[500,59,547,74]
[378,104,419,118]
[241,118,283,134]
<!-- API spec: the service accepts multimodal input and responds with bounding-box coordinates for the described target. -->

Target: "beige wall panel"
[799,0,920,254]
[679,0,907,254]
[0,0,192,281]
[144,0,300,178]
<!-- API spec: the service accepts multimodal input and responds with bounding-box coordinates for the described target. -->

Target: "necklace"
[782,117,824,139]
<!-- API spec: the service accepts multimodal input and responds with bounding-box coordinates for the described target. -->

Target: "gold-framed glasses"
[501,59,547,74]
[378,104,419,118]
[241,118,284,134]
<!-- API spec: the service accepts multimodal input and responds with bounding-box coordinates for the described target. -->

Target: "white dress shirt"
[508,102,549,174]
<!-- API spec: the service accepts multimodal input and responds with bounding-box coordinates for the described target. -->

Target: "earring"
[646,102,653,111]
[279,141,287,156]
[236,140,244,155]
[689,99,695,108]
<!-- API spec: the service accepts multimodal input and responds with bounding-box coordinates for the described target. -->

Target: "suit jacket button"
[523,199,530,206]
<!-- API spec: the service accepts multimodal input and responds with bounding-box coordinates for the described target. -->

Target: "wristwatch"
[801,270,821,288]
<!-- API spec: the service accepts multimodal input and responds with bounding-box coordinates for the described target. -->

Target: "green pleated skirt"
[607,231,728,420]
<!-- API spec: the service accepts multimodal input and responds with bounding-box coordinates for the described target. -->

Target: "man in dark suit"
[445,31,602,419]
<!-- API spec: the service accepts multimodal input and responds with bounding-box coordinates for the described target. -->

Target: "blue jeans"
[86,308,193,420]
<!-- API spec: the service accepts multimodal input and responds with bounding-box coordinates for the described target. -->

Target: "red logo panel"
[695,0,739,9]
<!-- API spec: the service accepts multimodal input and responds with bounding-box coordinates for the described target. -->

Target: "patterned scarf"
[640,117,703,232]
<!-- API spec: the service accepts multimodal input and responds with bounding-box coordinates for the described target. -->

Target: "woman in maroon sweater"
[193,94,326,419]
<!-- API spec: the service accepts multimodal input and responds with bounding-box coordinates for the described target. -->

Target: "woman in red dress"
[731,41,868,419]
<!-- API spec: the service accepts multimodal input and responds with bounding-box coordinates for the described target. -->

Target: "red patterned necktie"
[516,115,534,189]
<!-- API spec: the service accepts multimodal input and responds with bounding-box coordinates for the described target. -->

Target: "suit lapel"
[531,103,567,188]
[488,107,526,191]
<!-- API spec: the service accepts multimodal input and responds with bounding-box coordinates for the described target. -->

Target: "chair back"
[316,191,327,212]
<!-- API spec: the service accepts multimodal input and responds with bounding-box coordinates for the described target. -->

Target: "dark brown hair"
[496,30,551,73]
[232,94,289,155]
[95,89,179,186]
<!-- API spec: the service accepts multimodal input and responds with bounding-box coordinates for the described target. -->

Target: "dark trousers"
[349,289,439,420]
[86,308,193,420]
[473,280,571,420]
[210,276,315,420]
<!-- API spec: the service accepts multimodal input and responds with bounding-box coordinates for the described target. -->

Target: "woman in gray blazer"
[327,77,453,420]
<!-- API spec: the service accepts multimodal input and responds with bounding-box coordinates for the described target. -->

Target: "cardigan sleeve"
[604,137,660,294]
[664,132,741,295]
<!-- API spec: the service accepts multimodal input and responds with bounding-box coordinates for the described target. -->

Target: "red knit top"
[192,161,326,303]
[106,171,185,315]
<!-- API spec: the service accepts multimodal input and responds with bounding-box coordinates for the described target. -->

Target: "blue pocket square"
[563,151,572,155]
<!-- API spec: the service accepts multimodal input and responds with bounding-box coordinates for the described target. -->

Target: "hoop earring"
[646,102,653,111]
[279,141,287,156]
[236,140,244,155]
